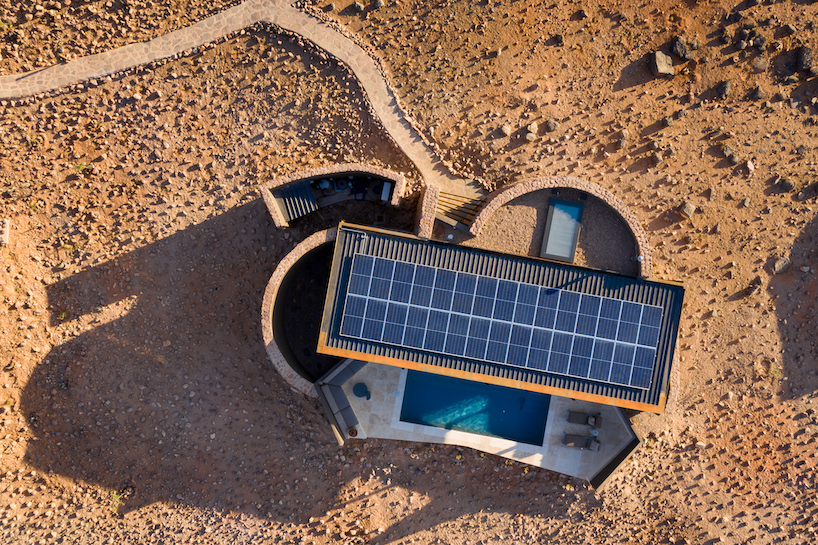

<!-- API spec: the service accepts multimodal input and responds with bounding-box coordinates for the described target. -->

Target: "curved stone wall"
[260,162,407,228]
[468,176,653,278]
[261,227,338,397]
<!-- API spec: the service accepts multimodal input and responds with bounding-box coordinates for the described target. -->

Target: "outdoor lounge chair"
[568,411,601,428]
[563,434,600,451]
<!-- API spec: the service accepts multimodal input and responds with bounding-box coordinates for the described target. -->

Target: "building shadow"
[767,208,818,400]
[21,200,364,521]
[22,197,606,537]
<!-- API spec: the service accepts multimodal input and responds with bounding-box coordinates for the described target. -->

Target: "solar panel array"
[339,254,664,390]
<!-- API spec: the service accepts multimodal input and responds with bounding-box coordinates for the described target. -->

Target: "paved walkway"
[0,0,477,197]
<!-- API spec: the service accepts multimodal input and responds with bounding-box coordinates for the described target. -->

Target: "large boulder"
[651,51,674,77]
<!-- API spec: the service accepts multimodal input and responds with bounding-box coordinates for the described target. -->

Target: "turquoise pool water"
[400,371,551,446]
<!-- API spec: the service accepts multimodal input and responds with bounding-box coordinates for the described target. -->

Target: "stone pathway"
[0,0,478,197]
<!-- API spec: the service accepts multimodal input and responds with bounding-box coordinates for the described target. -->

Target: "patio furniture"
[353,382,371,400]
[563,434,601,451]
[568,411,601,428]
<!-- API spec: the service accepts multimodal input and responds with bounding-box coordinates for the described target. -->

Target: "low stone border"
[469,176,653,278]
[415,183,439,239]
[261,227,338,397]
[259,162,406,228]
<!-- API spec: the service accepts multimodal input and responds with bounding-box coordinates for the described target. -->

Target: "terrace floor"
[337,360,639,484]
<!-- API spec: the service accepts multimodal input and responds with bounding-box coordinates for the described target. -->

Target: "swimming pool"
[400,371,551,446]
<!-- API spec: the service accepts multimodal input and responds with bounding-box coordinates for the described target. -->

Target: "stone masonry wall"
[261,227,338,397]
[469,176,653,278]
[261,162,407,228]
[415,183,439,239]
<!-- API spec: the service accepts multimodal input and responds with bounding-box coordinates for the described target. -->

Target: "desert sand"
[1,0,817,544]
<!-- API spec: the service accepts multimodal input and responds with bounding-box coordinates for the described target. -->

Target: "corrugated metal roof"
[317,223,685,413]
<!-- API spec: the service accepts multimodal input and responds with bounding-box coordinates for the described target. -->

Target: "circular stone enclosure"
[469,176,652,277]
[261,228,338,397]
[466,188,640,276]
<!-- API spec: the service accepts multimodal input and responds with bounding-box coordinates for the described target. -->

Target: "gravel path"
[0,0,471,197]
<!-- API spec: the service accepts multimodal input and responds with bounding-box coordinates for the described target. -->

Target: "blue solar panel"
[599,298,621,319]
[373,257,394,279]
[351,255,374,275]
[513,303,536,325]
[538,288,560,308]
[406,306,428,328]
[386,303,408,324]
[579,294,601,316]
[588,359,612,382]
[641,306,663,328]
[472,296,494,318]
[492,300,515,321]
[475,277,497,297]
[451,292,474,314]
[424,330,445,352]
[410,285,432,307]
[393,261,415,283]
[558,291,580,313]
[455,273,477,294]
[369,278,390,299]
[445,333,467,355]
[340,254,664,390]
[415,265,435,286]
[430,288,453,310]
[382,323,405,344]
[349,274,370,296]
[389,282,412,303]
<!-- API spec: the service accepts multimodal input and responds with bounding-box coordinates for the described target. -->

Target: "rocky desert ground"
[1,0,818,544]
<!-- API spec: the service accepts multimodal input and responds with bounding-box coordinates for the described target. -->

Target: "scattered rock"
[671,36,695,61]
[745,275,763,296]
[554,34,565,46]
[721,28,733,45]
[797,47,813,72]
[501,124,512,136]
[752,56,769,73]
[526,121,538,134]
[525,132,537,142]
[0,219,8,246]
[751,86,767,100]
[773,256,791,274]
[776,176,795,192]
[353,1,365,12]
[546,119,560,132]
[781,24,796,37]
[679,201,696,218]
[651,51,675,77]
[717,80,733,100]
[652,151,663,165]
[722,144,738,163]
[663,116,673,128]
[374,0,384,7]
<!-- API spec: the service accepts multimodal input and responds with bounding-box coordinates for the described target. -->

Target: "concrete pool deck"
[336,360,639,486]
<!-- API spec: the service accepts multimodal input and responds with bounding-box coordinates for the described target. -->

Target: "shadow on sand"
[21,197,589,538]
[767,207,818,400]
